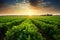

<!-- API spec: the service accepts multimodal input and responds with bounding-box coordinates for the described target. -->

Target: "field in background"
[0,16,60,40]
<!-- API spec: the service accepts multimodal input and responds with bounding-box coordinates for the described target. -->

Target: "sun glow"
[25,8,34,16]
[1,2,44,15]
[1,1,59,15]
[21,3,35,16]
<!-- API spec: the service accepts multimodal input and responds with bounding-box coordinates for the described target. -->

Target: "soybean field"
[0,16,60,40]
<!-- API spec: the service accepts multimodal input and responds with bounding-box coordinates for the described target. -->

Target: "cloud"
[0,0,60,9]
[0,0,60,14]
[0,0,24,9]
[29,0,60,10]
[43,0,60,9]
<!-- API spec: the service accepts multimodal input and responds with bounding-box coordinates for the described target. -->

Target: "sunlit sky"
[0,0,60,15]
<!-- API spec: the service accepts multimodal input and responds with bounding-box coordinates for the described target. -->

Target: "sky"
[0,0,60,15]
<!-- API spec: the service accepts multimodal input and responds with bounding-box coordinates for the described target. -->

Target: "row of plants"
[36,19,60,29]
[32,19,60,40]
[0,16,25,23]
[4,19,44,40]
[0,18,25,40]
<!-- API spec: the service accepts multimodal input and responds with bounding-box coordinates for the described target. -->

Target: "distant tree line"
[41,14,53,16]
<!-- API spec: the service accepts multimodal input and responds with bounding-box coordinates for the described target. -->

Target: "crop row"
[4,19,44,40]
[0,16,25,23]
[0,16,60,40]
[33,16,60,29]
[0,18,25,40]
[32,19,60,40]
[36,19,60,29]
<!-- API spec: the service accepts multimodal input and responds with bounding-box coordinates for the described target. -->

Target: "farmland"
[0,16,60,40]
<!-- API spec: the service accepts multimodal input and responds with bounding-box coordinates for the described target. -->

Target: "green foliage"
[53,29,60,40]
[5,19,44,40]
[0,16,60,40]
[31,16,60,40]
